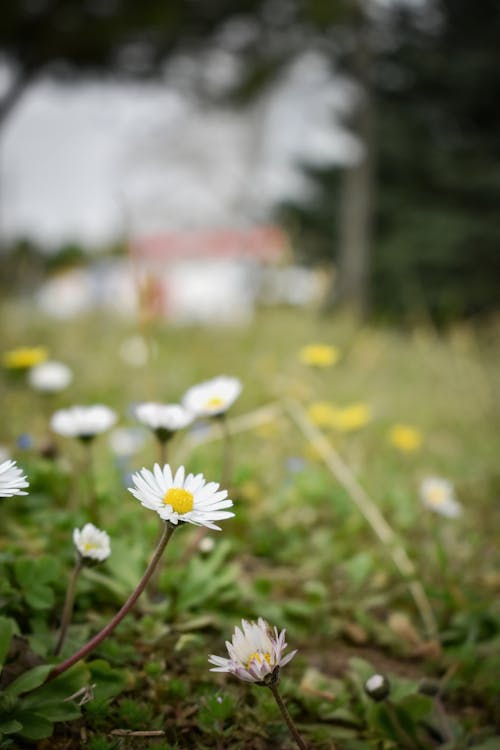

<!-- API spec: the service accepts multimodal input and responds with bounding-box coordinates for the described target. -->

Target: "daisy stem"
[54,556,83,656]
[47,522,175,682]
[269,683,308,750]
[158,438,168,465]
[219,414,231,488]
[82,438,97,522]
[384,699,423,750]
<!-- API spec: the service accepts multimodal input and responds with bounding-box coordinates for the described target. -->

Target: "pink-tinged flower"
[209,618,297,685]
[0,459,29,497]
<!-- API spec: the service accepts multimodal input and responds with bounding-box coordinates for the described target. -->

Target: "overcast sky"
[0,53,359,250]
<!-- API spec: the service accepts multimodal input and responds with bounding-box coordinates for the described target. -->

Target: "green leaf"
[0,617,14,668]
[25,585,55,610]
[88,660,127,702]
[0,720,22,735]
[14,711,53,740]
[5,665,53,697]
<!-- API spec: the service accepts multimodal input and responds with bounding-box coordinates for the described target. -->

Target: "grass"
[1,301,500,749]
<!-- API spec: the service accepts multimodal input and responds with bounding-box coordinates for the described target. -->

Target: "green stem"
[82,438,97,521]
[54,557,83,656]
[269,683,308,750]
[219,414,231,488]
[47,522,175,682]
[158,438,168,465]
[385,700,422,750]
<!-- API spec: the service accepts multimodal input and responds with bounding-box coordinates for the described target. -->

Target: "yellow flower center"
[247,651,272,670]
[427,487,446,506]
[83,542,97,552]
[206,396,224,410]
[164,487,194,514]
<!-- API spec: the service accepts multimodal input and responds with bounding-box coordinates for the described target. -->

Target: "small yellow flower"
[388,424,423,453]
[331,403,372,432]
[308,401,372,432]
[299,344,340,368]
[3,346,48,370]
[307,401,339,428]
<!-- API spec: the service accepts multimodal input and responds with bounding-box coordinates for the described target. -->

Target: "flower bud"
[364,673,391,701]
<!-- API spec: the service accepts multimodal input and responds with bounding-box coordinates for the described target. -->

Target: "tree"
[0,0,269,128]
[279,0,500,323]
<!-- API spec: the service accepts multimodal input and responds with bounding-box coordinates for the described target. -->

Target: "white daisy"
[182,376,242,418]
[109,427,146,457]
[134,402,193,440]
[128,463,234,530]
[51,405,117,440]
[73,523,111,561]
[27,360,73,393]
[420,477,462,518]
[0,459,29,497]
[209,618,297,684]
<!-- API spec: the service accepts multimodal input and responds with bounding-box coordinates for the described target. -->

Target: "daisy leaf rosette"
[0,459,29,497]
[51,405,117,440]
[73,523,111,561]
[420,477,462,518]
[182,376,242,418]
[134,402,193,441]
[209,618,297,684]
[128,463,234,530]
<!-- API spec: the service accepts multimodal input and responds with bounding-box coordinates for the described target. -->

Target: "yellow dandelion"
[299,343,340,368]
[3,346,49,370]
[331,403,372,432]
[388,424,423,453]
[307,401,339,428]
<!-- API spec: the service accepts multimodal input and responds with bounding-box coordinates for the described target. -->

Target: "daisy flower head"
[73,523,111,561]
[209,618,297,685]
[299,343,340,368]
[28,360,73,393]
[420,477,462,518]
[182,376,242,418]
[128,463,234,530]
[0,459,29,497]
[134,402,193,441]
[51,405,117,440]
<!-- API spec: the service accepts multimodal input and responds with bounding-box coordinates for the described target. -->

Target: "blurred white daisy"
[209,618,297,684]
[420,477,462,518]
[0,459,29,497]
[28,360,73,393]
[109,427,146,457]
[51,405,117,440]
[73,523,111,561]
[183,376,242,418]
[134,402,193,440]
[128,463,234,530]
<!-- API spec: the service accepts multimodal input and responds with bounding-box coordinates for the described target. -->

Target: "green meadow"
[1,303,500,749]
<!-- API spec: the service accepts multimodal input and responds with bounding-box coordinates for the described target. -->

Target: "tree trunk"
[333,22,376,318]
[0,68,34,132]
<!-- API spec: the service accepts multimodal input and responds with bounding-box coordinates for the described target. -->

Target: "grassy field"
[1,303,500,749]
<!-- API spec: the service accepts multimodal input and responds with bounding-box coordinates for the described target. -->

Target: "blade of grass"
[284,398,438,641]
